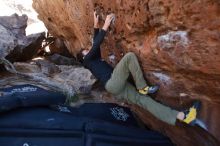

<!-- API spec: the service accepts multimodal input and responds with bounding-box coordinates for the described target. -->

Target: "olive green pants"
[105,52,178,125]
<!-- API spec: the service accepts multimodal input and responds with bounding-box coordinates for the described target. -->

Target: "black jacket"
[83,29,113,86]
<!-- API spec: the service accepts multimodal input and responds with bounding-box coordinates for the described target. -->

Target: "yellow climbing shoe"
[138,86,149,95]
[183,101,201,125]
[138,85,159,95]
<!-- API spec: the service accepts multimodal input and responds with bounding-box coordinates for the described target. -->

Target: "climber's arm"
[84,30,106,60]
[84,14,114,60]
[93,11,100,40]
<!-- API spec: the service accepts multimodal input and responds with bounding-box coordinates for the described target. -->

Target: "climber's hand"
[94,11,99,28]
[102,13,115,31]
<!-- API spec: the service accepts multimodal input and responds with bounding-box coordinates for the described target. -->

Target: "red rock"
[33,0,220,144]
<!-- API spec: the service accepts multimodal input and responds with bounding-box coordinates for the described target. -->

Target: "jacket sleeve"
[84,29,106,61]
[93,28,100,40]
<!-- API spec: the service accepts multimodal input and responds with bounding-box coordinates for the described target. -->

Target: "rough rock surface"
[13,60,96,97]
[33,0,220,144]
[49,38,73,57]
[0,13,45,62]
[46,54,78,65]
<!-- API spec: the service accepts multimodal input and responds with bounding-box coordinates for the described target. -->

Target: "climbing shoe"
[138,85,159,95]
[182,100,201,126]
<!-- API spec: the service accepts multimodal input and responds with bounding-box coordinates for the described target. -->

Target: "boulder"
[0,13,45,62]
[35,59,61,75]
[46,54,79,65]
[6,32,45,62]
[0,23,17,58]
[13,61,96,96]
[49,38,73,57]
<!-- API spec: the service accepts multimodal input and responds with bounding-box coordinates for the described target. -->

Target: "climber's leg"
[116,82,178,125]
[105,52,158,94]
[115,82,201,125]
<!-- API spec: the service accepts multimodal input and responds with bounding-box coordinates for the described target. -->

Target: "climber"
[77,11,201,126]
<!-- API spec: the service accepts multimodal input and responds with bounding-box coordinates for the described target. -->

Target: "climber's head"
[77,48,90,63]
